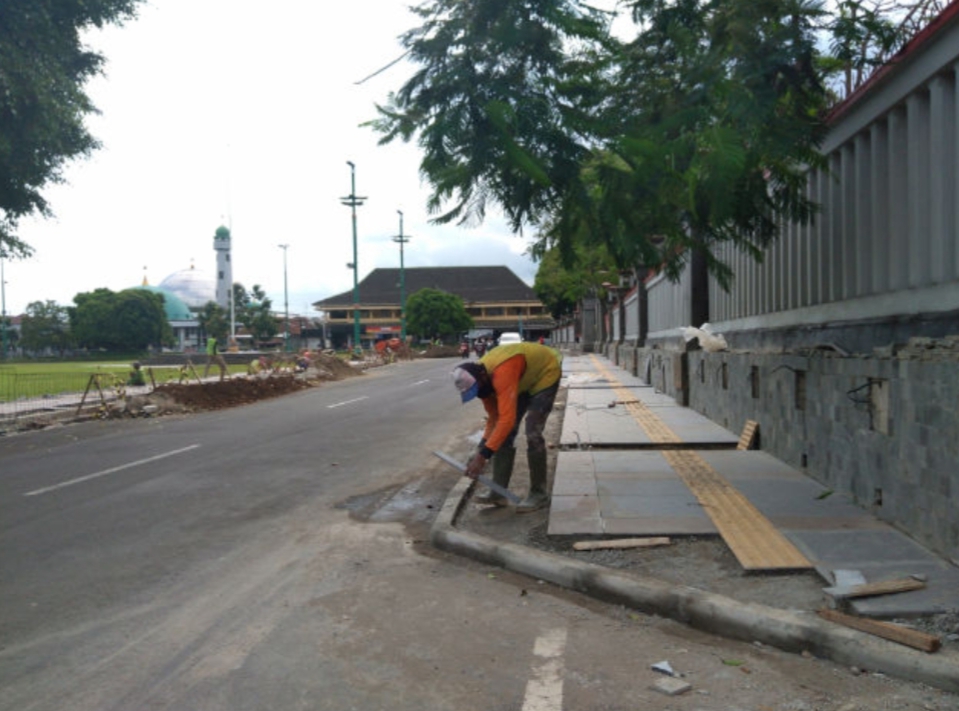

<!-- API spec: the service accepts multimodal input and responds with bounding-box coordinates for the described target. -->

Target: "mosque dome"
[158,265,216,309]
[135,286,195,322]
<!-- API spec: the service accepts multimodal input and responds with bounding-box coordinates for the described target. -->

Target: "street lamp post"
[0,252,7,360]
[341,161,366,357]
[392,210,411,342]
[278,244,290,351]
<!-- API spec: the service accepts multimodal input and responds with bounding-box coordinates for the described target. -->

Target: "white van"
[498,332,522,345]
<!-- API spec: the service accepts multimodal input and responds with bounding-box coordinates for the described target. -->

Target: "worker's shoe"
[474,447,515,506]
[516,449,549,514]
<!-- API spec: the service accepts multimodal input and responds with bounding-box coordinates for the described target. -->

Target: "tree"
[0,0,143,258]
[197,301,229,342]
[532,242,617,319]
[370,0,830,288]
[233,283,277,347]
[18,300,73,354]
[405,288,473,341]
[68,287,172,351]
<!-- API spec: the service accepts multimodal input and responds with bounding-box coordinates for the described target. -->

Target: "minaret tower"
[213,225,232,310]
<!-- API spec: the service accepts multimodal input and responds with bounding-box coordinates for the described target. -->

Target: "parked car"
[497,332,522,345]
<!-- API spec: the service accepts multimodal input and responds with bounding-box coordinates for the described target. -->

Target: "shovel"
[432,450,522,505]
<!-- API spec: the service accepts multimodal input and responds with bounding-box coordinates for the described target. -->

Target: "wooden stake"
[737,420,759,450]
[824,577,926,600]
[818,609,941,653]
[573,537,671,551]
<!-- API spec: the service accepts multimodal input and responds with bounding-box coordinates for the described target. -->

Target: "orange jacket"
[477,343,562,454]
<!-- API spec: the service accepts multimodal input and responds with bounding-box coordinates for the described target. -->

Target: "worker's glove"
[465,452,489,479]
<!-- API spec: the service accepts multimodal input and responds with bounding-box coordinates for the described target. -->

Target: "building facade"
[313,266,553,349]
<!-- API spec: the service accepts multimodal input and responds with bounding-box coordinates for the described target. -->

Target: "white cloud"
[7,0,539,315]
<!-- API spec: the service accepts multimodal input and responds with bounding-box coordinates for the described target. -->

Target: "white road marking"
[522,627,568,711]
[23,444,201,497]
[326,396,369,409]
[409,379,430,386]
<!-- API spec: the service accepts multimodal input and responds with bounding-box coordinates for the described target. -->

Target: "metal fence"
[0,369,140,430]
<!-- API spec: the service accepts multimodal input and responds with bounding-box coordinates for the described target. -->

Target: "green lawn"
[0,361,247,402]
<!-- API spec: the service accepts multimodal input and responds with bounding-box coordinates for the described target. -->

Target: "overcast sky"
[6,0,540,316]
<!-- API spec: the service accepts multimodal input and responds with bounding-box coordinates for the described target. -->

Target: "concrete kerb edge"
[429,476,959,693]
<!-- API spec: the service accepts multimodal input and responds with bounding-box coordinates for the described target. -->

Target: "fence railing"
[0,369,148,428]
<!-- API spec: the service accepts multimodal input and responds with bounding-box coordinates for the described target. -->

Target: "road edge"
[430,476,959,693]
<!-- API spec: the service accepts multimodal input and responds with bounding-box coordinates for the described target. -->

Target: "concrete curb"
[430,477,959,693]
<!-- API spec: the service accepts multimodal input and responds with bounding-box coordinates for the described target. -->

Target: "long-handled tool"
[432,450,522,505]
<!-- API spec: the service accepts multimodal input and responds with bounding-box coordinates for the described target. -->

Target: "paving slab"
[560,398,739,447]
[548,443,959,616]
[549,451,716,536]
[566,385,677,409]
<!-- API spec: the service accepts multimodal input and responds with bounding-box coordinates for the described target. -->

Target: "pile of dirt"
[310,352,366,378]
[151,376,315,411]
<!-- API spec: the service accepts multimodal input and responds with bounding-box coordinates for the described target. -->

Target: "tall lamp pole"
[341,161,366,356]
[278,244,290,351]
[392,210,411,341]
[0,252,7,360]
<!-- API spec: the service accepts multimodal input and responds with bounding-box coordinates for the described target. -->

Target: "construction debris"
[573,537,671,552]
[824,577,927,600]
[650,677,692,696]
[818,609,942,653]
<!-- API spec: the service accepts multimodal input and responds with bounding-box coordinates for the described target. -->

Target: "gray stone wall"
[608,338,959,565]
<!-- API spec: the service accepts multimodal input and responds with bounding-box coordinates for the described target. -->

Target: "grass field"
[0,361,247,402]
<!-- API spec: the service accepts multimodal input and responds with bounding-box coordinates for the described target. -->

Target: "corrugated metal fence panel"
[648,265,691,333]
[709,60,959,324]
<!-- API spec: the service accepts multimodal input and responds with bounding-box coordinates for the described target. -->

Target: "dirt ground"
[118,353,365,415]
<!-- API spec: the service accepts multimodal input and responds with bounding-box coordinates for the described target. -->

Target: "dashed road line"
[522,627,568,711]
[24,444,201,497]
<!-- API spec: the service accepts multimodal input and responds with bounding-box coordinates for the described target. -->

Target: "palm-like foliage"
[371,0,830,288]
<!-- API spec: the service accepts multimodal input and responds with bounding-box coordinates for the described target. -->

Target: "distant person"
[203,336,228,381]
[450,342,562,513]
[127,361,146,386]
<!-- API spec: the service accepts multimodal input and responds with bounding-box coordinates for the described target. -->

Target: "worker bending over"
[451,342,562,512]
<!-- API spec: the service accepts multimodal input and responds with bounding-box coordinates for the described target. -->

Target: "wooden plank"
[737,420,759,450]
[573,537,671,551]
[824,577,927,600]
[818,609,942,653]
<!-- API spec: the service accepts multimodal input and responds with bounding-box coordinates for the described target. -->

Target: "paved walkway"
[549,354,959,617]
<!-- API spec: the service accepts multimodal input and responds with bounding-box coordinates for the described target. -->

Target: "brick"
[650,677,692,696]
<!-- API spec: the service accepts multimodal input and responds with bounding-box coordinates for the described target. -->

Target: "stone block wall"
[605,338,959,565]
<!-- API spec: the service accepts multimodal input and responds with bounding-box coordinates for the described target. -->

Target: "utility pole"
[0,252,7,360]
[278,244,290,351]
[392,210,411,342]
[341,161,366,357]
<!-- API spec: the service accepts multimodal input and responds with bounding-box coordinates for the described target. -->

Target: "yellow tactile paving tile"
[587,356,812,572]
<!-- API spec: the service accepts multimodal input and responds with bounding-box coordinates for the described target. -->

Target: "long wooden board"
[573,537,671,551]
[589,357,813,572]
[824,577,927,600]
[818,609,941,653]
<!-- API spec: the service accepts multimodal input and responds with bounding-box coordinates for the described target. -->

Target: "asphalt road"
[2,358,956,711]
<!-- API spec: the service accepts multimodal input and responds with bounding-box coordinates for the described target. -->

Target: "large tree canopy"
[19,300,73,354]
[68,287,172,351]
[371,0,831,287]
[406,288,473,341]
[233,283,277,347]
[0,0,142,257]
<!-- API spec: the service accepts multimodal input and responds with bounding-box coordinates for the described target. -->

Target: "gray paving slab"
[549,438,959,615]
[567,386,677,408]
[560,400,739,447]
[549,450,717,537]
